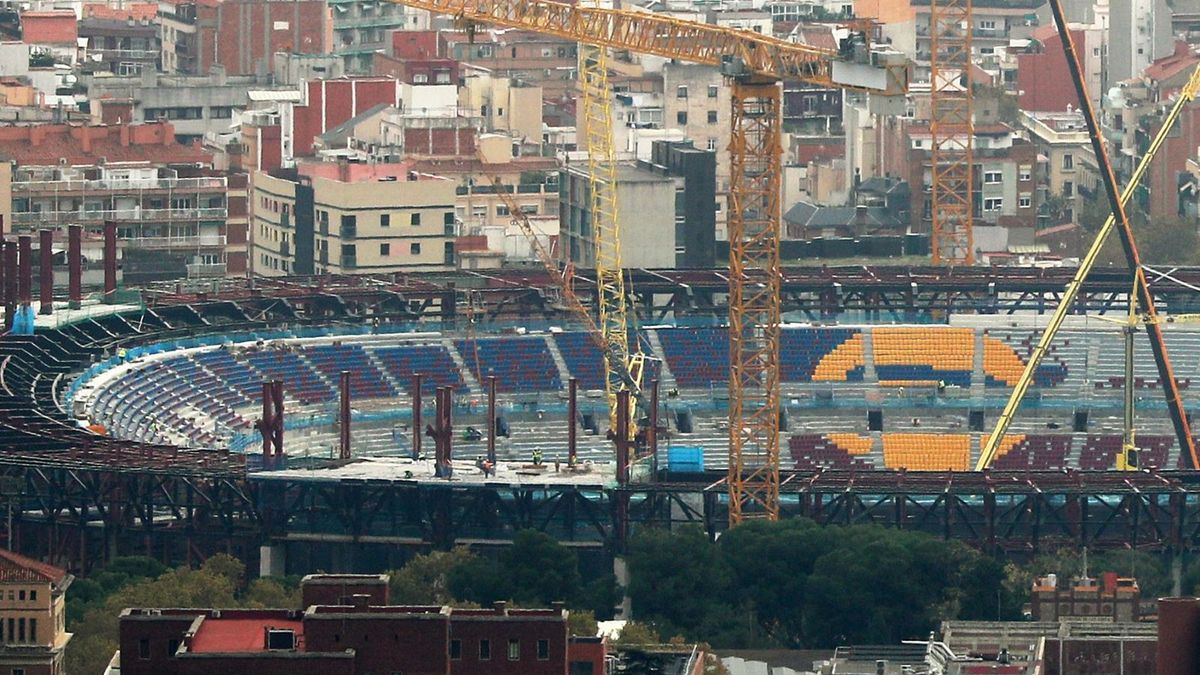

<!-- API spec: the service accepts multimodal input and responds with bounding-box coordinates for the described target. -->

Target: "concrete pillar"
[38,229,52,315]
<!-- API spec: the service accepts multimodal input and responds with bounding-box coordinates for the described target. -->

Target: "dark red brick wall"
[1149,104,1200,222]
[300,579,388,608]
[174,654,355,675]
[304,614,449,675]
[392,30,440,59]
[292,79,399,157]
[200,0,330,76]
[403,128,476,156]
[119,613,203,675]
[1017,30,1085,114]
[449,615,568,675]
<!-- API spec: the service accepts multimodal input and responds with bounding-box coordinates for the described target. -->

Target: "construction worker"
[532,448,543,466]
[117,347,127,363]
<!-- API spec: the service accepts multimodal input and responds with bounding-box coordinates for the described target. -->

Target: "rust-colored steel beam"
[487,375,497,465]
[68,225,81,308]
[3,242,14,331]
[103,221,117,298]
[38,229,52,315]
[1046,0,1198,468]
[568,377,578,466]
[412,373,422,460]
[339,371,351,460]
[17,235,31,306]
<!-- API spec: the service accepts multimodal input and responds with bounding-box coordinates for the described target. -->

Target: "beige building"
[560,161,676,269]
[461,74,543,147]
[1023,109,1096,224]
[0,548,72,675]
[252,161,458,276]
[662,63,730,192]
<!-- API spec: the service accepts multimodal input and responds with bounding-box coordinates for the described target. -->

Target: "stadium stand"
[990,434,1072,471]
[371,344,463,393]
[552,331,607,390]
[782,328,863,382]
[874,327,973,387]
[452,336,562,392]
[305,344,396,399]
[789,433,875,470]
[882,433,971,471]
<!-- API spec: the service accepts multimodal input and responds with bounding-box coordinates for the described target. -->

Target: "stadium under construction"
[3,267,1200,574]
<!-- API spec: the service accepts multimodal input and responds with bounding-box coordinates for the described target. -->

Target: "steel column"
[929,0,975,264]
[68,225,81,308]
[17,234,31,306]
[38,229,52,315]
[2,242,13,331]
[568,377,578,466]
[339,371,351,460]
[412,373,422,460]
[487,375,497,465]
[103,220,117,298]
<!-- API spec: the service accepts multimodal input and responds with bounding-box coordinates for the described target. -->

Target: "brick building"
[116,574,597,675]
[1016,24,1104,113]
[0,548,72,675]
[1030,573,1146,622]
[157,0,333,76]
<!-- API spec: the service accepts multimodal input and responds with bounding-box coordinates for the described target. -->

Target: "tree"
[388,547,477,604]
[568,609,599,637]
[244,578,301,608]
[201,553,246,588]
[614,621,660,646]
[449,530,586,609]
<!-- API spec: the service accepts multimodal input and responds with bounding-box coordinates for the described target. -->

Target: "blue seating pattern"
[243,349,334,404]
[553,332,606,390]
[305,344,395,399]
[372,344,462,394]
[453,337,561,392]
[657,328,728,388]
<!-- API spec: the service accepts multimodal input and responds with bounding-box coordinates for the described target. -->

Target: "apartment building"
[879,118,1040,233]
[442,29,578,99]
[912,0,1045,77]
[77,16,160,76]
[252,161,458,276]
[1022,110,1096,225]
[1016,24,1104,111]
[0,121,242,280]
[0,548,72,675]
[331,0,422,73]
[662,63,729,191]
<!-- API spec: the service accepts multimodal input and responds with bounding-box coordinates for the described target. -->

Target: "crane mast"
[390,0,908,524]
[929,0,974,265]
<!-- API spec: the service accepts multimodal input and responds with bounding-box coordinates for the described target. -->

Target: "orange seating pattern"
[813,333,866,382]
[982,333,1069,387]
[873,327,973,387]
[882,433,970,471]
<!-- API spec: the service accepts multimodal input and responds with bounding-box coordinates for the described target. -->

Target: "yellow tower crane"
[401,0,909,522]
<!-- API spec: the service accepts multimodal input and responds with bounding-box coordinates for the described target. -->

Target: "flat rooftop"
[251,456,614,487]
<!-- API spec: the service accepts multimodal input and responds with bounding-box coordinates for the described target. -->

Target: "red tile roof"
[0,122,211,167]
[1144,41,1200,83]
[298,160,417,183]
[0,548,67,585]
[190,616,304,653]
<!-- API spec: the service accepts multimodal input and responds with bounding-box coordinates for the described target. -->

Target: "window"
[537,639,550,660]
[983,197,1003,211]
[519,204,538,215]
[210,106,234,119]
[410,242,421,255]
[707,138,717,151]
[497,205,510,216]
[411,213,421,226]
[1062,153,1074,170]
[139,638,150,659]
[28,619,34,644]
[1063,181,1074,197]
[707,110,717,124]
[380,243,390,256]
[479,639,491,660]
[676,85,688,98]
[508,639,520,660]
[444,212,455,225]
[708,84,718,98]
[381,214,390,227]
[1019,194,1032,208]
[983,171,1002,184]
[168,639,180,656]
[17,591,24,601]
[1019,165,1032,181]
[450,639,462,659]
[17,619,23,643]
[980,19,996,29]
[676,111,688,125]
[11,669,22,675]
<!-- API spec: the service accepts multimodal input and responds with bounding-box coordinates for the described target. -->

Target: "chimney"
[855,204,868,228]
[338,157,350,182]
[120,123,130,147]
[492,600,507,615]
[80,127,92,155]
[1103,571,1118,595]
[350,594,369,610]
[163,123,174,146]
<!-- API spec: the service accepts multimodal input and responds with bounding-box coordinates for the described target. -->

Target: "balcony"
[13,206,228,225]
[186,262,226,278]
[12,176,227,194]
[455,183,556,196]
[125,234,227,249]
[86,48,160,61]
